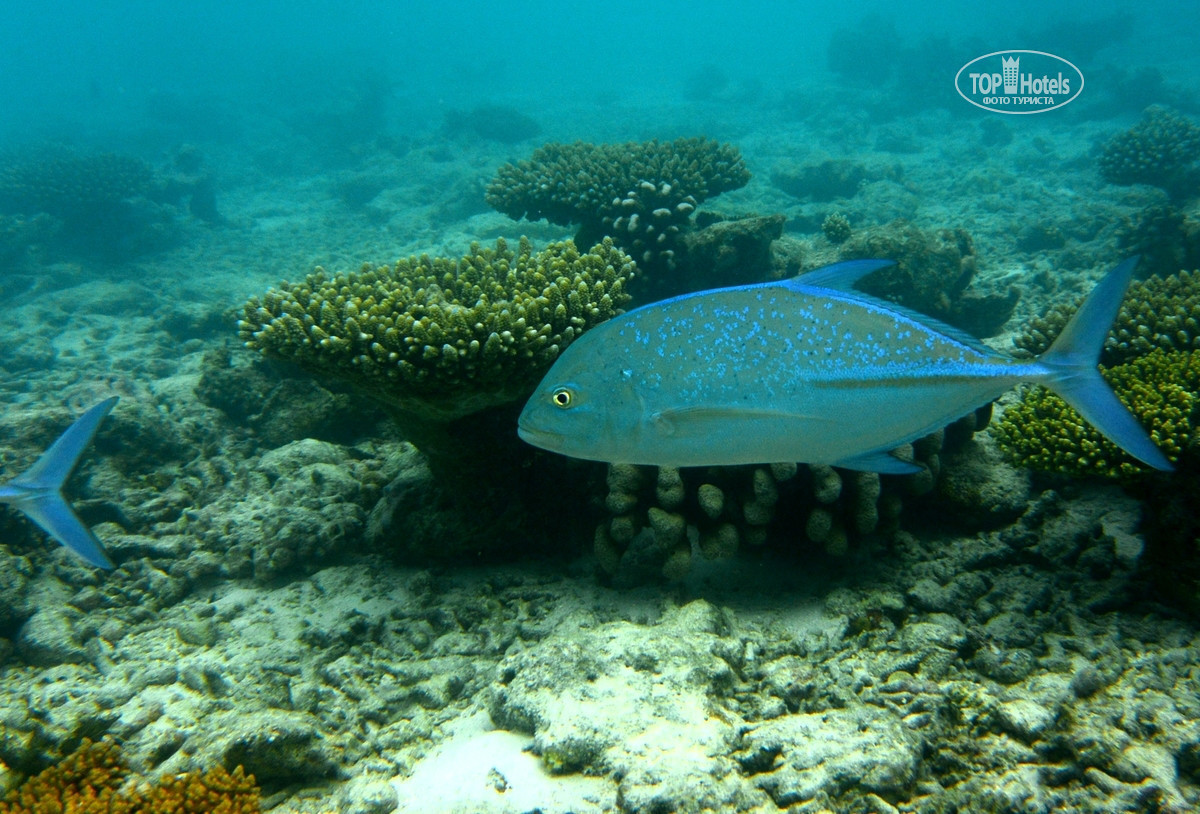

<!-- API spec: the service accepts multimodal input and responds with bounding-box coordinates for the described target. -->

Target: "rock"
[0,550,33,629]
[972,645,1035,685]
[212,709,340,784]
[995,699,1056,743]
[935,440,1032,528]
[738,706,921,806]
[15,608,86,666]
[1070,665,1109,698]
[901,615,967,651]
[488,600,759,810]
[336,777,399,814]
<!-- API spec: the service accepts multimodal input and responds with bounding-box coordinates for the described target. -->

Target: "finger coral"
[595,410,992,581]
[238,236,634,424]
[0,738,260,814]
[1098,105,1200,201]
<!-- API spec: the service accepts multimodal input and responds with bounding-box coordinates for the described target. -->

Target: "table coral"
[0,738,260,814]
[239,236,633,424]
[0,151,153,219]
[239,237,635,558]
[486,137,748,294]
[1098,105,1200,201]
[0,148,176,260]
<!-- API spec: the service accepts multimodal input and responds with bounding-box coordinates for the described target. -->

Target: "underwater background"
[2,0,1200,811]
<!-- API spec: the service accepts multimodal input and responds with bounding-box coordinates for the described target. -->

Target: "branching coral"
[0,738,260,814]
[238,238,636,558]
[993,349,1198,479]
[0,151,153,219]
[0,148,174,260]
[1098,106,1200,200]
[486,138,749,294]
[1013,269,1200,364]
[239,237,633,424]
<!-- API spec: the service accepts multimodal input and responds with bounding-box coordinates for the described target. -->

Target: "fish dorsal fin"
[783,260,1000,358]
[785,259,896,292]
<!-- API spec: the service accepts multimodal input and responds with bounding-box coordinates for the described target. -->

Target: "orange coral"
[0,739,260,814]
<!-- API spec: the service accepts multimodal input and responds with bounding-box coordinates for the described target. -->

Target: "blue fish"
[518,258,1172,473]
[0,398,118,568]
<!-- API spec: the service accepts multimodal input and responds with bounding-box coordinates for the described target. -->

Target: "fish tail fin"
[1038,257,1173,471]
[7,398,118,568]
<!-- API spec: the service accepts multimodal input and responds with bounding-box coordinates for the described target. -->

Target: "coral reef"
[1002,275,1200,612]
[837,220,1019,337]
[594,408,994,582]
[0,151,153,218]
[0,149,176,260]
[0,738,259,814]
[485,138,749,297]
[993,349,1197,479]
[238,237,633,558]
[1013,269,1200,363]
[238,237,633,425]
[1098,105,1200,201]
[678,213,786,290]
[821,211,852,244]
[1116,204,1200,280]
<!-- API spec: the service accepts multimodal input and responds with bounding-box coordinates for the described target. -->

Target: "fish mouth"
[517,423,564,451]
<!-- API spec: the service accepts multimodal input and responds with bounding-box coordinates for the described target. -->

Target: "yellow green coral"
[1014,269,1200,364]
[239,237,634,423]
[0,738,260,814]
[992,349,1199,478]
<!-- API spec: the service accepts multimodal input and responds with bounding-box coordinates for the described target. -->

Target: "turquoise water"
[1,2,1199,812]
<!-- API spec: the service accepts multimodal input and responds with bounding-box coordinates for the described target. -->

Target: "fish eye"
[551,387,573,408]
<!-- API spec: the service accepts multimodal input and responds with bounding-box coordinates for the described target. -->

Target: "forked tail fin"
[1,398,118,568]
[1038,258,1172,471]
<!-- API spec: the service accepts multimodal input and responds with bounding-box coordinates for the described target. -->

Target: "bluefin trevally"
[518,258,1172,473]
[0,397,118,568]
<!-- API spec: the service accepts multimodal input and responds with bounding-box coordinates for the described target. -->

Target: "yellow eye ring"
[551,387,573,408]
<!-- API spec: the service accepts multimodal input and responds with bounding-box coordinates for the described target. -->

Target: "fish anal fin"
[832,450,924,474]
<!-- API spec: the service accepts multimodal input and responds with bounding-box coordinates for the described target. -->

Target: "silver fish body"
[518,258,1171,473]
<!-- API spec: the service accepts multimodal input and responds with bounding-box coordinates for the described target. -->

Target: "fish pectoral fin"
[832,450,924,475]
[650,406,829,437]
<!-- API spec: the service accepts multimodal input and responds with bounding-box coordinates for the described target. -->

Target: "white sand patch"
[390,710,616,814]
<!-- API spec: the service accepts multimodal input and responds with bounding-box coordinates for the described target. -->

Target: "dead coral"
[837,220,1019,337]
